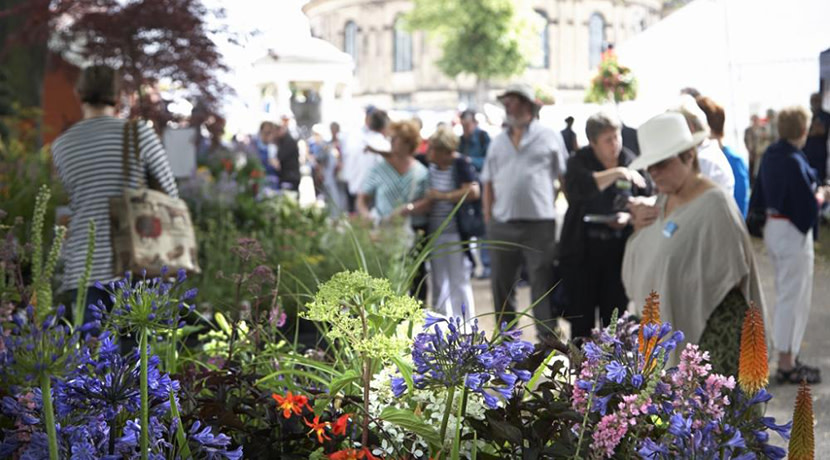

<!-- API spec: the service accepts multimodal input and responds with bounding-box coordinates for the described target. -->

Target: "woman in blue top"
[750,106,829,384]
[696,96,750,216]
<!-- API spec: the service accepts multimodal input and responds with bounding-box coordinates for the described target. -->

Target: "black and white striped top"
[52,117,178,292]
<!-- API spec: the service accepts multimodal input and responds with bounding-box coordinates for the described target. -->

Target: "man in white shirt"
[341,107,389,212]
[482,83,569,339]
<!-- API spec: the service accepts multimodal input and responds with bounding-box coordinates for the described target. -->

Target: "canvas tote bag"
[110,120,201,277]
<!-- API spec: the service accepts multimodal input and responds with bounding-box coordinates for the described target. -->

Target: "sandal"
[775,364,822,384]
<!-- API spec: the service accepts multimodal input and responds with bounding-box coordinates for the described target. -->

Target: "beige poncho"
[622,187,766,345]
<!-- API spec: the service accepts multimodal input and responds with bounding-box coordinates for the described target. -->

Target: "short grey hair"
[585,111,622,143]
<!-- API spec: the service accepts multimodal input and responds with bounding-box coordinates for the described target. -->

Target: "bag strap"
[122,119,146,189]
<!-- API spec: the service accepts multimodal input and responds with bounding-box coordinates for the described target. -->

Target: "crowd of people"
[52,64,830,385]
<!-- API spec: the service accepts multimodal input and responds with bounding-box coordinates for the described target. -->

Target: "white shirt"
[481,120,568,222]
[697,139,734,196]
[341,126,383,195]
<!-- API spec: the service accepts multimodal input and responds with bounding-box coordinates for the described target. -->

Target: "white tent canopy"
[617,0,830,154]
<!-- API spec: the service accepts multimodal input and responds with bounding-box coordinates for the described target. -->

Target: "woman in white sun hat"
[621,112,765,375]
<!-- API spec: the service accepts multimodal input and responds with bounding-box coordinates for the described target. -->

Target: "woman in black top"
[559,112,651,338]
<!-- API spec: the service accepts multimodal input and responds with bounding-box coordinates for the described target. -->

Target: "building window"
[530,10,549,69]
[344,21,358,64]
[393,93,412,107]
[458,91,476,110]
[588,13,605,69]
[393,17,413,72]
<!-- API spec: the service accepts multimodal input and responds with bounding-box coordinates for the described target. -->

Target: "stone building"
[303,0,663,110]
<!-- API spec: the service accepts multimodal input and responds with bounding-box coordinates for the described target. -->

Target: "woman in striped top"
[52,65,178,311]
[425,126,479,319]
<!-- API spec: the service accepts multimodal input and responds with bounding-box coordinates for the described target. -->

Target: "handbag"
[452,157,485,239]
[110,120,201,277]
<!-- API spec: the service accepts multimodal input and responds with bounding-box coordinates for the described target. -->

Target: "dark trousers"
[566,236,628,339]
[487,220,558,338]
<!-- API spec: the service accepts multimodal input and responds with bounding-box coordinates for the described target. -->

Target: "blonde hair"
[428,125,459,153]
[777,106,811,141]
[389,120,421,155]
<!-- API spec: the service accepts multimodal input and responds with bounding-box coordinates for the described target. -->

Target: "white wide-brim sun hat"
[630,112,708,170]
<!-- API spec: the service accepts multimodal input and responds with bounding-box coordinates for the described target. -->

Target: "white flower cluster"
[368,364,488,459]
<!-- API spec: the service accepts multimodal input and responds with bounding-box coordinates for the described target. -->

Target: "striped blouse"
[52,117,178,292]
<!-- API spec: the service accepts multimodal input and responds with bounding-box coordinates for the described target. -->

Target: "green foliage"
[303,271,424,361]
[406,0,533,82]
[0,139,65,231]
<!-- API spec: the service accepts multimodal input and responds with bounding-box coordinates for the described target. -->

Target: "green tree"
[406,0,534,108]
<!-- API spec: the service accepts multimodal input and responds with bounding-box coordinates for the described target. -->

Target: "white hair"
[670,94,711,136]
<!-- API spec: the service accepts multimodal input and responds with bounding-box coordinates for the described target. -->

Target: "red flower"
[271,391,310,419]
[332,413,351,436]
[304,415,332,443]
[327,448,379,460]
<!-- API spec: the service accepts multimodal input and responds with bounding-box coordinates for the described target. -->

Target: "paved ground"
[469,238,829,451]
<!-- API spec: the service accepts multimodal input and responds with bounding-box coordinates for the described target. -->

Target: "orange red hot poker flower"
[788,380,815,460]
[737,304,768,395]
[327,448,380,460]
[271,391,310,419]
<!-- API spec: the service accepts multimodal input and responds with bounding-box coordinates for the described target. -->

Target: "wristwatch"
[406,202,415,213]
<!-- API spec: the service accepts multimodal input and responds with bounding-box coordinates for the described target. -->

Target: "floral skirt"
[697,289,749,377]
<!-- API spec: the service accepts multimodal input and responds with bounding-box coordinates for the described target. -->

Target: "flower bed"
[0,187,814,459]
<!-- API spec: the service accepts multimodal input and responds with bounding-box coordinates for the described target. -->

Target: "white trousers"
[430,232,475,319]
[764,218,814,356]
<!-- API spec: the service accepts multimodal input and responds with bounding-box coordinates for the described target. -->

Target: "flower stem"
[40,374,58,460]
[439,385,457,441]
[139,327,149,460]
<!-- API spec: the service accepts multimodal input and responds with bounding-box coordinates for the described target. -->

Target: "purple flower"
[465,373,486,391]
[584,342,604,362]
[631,374,644,388]
[391,377,407,397]
[605,361,626,384]
[760,417,791,440]
[638,438,669,458]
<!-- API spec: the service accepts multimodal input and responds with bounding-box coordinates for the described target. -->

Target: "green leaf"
[328,370,361,397]
[379,407,442,449]
[169,388,193,459]
[526,349,557,393]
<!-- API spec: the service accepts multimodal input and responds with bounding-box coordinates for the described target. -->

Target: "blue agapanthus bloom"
[400,313,534,408]
[91,269,196,334]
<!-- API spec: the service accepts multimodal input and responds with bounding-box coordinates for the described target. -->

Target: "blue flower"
[723,428,746,449]
[593,394,613,415]
[637,438,669,458]
[391,377,407,397]
[482,391,499,409]
[584,342,604,362]
[760,417,791,440]
[465,373,486,391]
[514,369,532,382]
[605,361,626,384]
[668,414,691,438]
[761,444,786,459]
[631,374,644,388]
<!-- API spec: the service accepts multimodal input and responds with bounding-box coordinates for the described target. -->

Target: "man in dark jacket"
[275,123,301,190]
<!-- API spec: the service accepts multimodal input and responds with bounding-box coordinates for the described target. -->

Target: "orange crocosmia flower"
[332,413,351,436]
[638,291,662,369]
[271,391,310,419]
[737,304,769,395]
[327,448,379,460]
[304,415,332,444]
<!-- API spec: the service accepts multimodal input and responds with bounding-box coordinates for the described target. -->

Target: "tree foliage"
[0,0,230,121]
[406,0,532,82]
